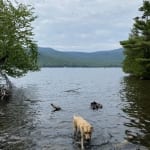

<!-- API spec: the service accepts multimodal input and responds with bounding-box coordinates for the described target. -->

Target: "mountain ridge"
[38,47,124,67]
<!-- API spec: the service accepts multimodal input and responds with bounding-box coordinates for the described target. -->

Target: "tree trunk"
[0,71,12,100]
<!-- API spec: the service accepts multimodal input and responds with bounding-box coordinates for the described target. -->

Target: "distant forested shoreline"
[38,47,124,67]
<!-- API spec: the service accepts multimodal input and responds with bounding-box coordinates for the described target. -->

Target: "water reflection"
[0,86,38,150]
[120,76,150,148]
[1,68,150,150]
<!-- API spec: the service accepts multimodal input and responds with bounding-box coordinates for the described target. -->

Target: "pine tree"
[120,0,150,79]
[0,0,39,77]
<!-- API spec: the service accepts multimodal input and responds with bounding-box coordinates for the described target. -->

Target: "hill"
[38,47,124,67]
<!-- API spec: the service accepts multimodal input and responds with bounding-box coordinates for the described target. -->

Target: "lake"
[0,68,150,150]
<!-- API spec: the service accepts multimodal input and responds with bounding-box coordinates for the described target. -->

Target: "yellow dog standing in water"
[73,115,93,149]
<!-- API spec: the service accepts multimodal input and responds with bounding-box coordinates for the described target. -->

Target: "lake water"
[0,68,150,150]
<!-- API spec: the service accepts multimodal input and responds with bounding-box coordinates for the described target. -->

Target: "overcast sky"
[13,0,142,52]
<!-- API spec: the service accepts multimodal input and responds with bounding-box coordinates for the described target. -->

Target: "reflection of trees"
[120,76,150,148]
[0,87,36,149]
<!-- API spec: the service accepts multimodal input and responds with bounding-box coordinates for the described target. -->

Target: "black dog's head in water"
[90,101,103,110]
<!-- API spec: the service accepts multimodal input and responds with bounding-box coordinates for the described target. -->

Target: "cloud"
[11,0,142,51]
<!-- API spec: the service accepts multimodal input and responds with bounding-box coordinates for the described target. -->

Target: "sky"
[12,0,142,52]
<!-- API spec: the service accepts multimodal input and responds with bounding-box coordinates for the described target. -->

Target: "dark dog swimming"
[90,101,103,110]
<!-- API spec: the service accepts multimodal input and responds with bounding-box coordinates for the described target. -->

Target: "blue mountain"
[38,47,124,67]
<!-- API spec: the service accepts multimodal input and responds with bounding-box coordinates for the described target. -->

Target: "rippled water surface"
[0,68,150,150]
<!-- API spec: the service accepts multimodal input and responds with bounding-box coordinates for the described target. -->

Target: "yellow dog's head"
[83,126,93,140]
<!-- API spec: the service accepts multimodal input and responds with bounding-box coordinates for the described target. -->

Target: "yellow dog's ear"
[81,126,84,130]
[91,126,94,131]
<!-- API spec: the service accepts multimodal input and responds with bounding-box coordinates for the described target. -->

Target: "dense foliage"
[120,0,150,79]
[0,0,39,77]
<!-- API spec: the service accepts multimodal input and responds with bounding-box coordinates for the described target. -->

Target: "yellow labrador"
[73,115,93,149]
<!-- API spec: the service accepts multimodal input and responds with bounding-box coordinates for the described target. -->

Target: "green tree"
[120,0,150,79]
[0,0,39,77]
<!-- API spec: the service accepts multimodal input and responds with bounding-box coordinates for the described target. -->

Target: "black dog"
[90,101,103,110]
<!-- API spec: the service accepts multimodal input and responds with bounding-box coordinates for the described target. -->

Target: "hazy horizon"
[38,46,123,53]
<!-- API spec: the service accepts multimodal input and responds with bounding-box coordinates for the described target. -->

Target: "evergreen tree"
[120,0,150,79]
[0,0,39,77]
